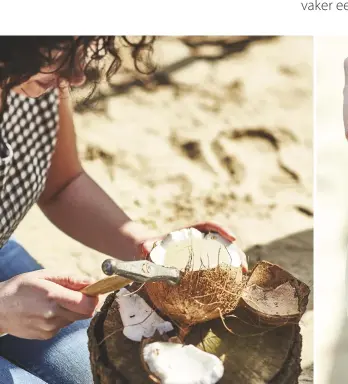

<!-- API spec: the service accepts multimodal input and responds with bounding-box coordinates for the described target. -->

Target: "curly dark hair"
[0,36,156,113]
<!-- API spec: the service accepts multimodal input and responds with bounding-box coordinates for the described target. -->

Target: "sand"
[14,36,313,381]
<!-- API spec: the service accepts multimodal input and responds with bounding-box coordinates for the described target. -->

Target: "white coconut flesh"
[150,227,244,271]
[116,288,173,342]
[143,341,224,384]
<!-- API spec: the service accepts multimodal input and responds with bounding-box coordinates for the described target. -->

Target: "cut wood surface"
[88,260,310,384]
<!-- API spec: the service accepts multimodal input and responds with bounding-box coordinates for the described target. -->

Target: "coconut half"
[146,228,246,326]
[142,341,224,384]
[150,228,243,270]
[116,288,174,342]
[240,261,310,326]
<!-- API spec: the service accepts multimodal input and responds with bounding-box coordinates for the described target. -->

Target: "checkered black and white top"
[0,89,59,248]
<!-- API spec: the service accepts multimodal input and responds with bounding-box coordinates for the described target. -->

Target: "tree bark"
[88,288,305,384]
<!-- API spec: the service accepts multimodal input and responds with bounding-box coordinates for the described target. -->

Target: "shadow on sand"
[74,36,278,113]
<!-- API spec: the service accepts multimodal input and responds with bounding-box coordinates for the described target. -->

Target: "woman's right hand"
[0,270,99,340]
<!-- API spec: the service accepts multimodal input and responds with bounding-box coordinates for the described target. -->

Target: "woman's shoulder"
[2,88,59,127]
[8,88,59,108]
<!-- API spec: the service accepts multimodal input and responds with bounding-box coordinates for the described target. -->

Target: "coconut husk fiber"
[88,261,310,384]
[145,264,245,327]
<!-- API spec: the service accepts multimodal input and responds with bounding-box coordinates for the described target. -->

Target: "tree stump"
[88,261,309,384]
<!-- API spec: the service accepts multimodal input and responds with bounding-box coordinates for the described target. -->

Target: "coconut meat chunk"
[116,289,173,342]
[143,342,224,384]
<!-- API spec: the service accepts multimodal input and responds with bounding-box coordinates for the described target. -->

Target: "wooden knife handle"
[80,275,133,296]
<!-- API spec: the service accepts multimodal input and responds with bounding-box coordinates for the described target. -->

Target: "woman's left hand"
[139,221,248,272]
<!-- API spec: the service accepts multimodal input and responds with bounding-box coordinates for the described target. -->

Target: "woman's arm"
[38,87,154,261]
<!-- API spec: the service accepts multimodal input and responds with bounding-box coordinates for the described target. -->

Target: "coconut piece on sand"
[116,288,173,342]
[146,228,246,327]
[142,341,224,384]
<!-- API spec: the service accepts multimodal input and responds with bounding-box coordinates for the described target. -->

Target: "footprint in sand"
[211,140,245,184]
[211,128,301,198]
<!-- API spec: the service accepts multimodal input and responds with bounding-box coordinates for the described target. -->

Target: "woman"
[0,36,247,384]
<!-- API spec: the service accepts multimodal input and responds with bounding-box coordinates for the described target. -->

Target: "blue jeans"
[0,239,93,384]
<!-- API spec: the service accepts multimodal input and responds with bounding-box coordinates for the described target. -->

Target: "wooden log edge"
[88,291,303,384]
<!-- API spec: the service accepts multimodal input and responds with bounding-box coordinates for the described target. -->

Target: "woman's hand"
[0,270,99,340]
[139,221,248,272]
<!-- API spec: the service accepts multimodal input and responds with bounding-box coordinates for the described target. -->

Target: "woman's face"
[12,45,87,98]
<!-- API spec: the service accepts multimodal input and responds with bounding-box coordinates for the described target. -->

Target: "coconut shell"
[140,335,186,383]
[140,334,168,384]
[145,264,245,327]
[239,261,310,326]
